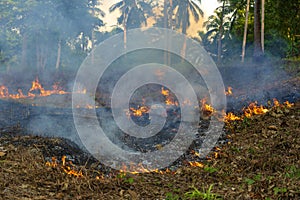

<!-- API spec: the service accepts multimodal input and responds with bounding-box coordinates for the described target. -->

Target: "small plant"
[241,117,250,128]
[204,166,218,173]
[285,165,300,179]
[253,174,262,181]
[184,185,222,200]
[165,192,179,200]
[273,187,287,195]
[124,177,134,184]
[244,178,255,185]
[245,174,262,185]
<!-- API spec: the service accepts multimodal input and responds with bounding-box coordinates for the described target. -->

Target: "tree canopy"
[0,0,299,73]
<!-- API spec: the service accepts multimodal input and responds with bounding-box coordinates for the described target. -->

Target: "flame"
[0,77,71,99]
[46,156,83,178]
[243,102,269,118]
[225,86,233,96]
[201,98,215,116]
[273,98,280,107]
[161,87,178,106]
[0,85,9,97]
[224,112,241,122]
[188,161,204,168]
[119,163,172,174]
[129,106,149,117]
[284,101,294,108]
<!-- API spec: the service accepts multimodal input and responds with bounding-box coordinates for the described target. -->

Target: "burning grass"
[0,101,299,199]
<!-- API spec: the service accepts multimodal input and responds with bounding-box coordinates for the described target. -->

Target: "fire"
[243,102,269,118]
[130,105,149,117]
[226,99,294,122]
[224,112,241,122]
[161,87,178,106]
[120,163,173,175]
[46,156,83,178]
[284,101,294,108]
[225,86,233,96]
[0,85,9,97]
[201,98,215,117]
[0,77,71,99]
[188,161,204,168]
[273,98,280,107]
[28,77,68,97]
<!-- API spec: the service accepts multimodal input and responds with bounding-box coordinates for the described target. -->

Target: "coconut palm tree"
[172,0,204,57]
[109,0,152,49]
[203,2,231,63]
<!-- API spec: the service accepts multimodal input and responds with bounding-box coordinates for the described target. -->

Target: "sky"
[101,0,220,36]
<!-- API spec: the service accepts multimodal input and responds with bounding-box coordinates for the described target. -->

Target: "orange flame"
[161,87,178,106]
[224,112,241,122]
[188,161,204,168]
[46,156,83,178]
[201,98,215,116]
[129,105,149,117]
[0,77,70,99]
[243,102,269,118]
[284,101,294,108]
[120,163,172,174]
[225,86,233,96]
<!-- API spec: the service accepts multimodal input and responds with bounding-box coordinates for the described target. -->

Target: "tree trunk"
[241,0,250,63]
[261,0,265,53]
[180,3,188,59]
[217,1,226,64]
[164,0,172,65]
[253,0,263,62]
[164,0,169,65]
[21,34,27,69]
[122,0,127,50]
[55,38,61,70]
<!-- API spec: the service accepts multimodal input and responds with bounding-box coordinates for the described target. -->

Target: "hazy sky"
[101,0,220,35]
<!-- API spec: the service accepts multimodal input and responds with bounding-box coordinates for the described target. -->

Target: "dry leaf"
[0,151,6,157]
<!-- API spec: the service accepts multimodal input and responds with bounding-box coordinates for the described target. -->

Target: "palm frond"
[109,1,123,13]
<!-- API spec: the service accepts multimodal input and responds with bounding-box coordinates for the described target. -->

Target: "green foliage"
[273,187,287,195]
[124,177,134,184]
[184,185,222,200]
[166,192,180,200]
[244,173,262,185]
[244,178,255,185]
[202,0,300,62]
[204,166,218,173]
[0,0,102,72]
[285,165,300,179]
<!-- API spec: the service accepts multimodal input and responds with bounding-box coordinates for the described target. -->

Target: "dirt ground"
[0,101,299,199]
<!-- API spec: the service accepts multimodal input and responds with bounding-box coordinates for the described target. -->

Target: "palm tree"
[203,3,231,63]
[172,0,204,57]
[109,0,152,49]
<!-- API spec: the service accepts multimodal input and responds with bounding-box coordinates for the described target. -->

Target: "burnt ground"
[0,100,299,199]
[0,60,299,199]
